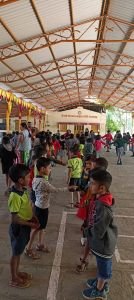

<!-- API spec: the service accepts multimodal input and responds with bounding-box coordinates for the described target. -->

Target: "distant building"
[45,107,106,134]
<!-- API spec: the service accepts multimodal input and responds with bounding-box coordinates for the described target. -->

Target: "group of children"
[0,128,133,197]
[6,127,119,300]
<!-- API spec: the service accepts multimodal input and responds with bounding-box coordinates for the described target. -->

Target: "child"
[114,133,124,165]
[79,136,85,158]
[91,157,108,171]
[80,155,93,191]
[76,157,108,272]
[58,135,66,163]
[8,164,39,288]
[52,136,61,159]
[84,138,94,160]
[25,157,77,256]
[82,169,118,299]
[94,135,105,158]
[0,135,17,194]
[68,147,83,208]
[102,130,113,152]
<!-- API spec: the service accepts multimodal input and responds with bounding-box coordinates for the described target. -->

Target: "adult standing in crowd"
[17,122,31,165]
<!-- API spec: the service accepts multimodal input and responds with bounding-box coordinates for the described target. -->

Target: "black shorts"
[9,223,31,256]
[35,206,49,230]
[69,178,81,187]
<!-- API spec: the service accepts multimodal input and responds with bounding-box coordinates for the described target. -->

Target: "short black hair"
[70,144,79,155]
[2,136,10,145]
[95,157,108,170]
[9,164,29,183]
[36,157,51,171]
[95,134,101,140]
[85,155,93,161]
[34,145,45,159]
[91,169,112,191]
[87,137,93,143]
[21,122,28,129]
[117,133,122,139]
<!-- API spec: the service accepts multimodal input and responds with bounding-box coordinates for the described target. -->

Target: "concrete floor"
[0,150,134,300]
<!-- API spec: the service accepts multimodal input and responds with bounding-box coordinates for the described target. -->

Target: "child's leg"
[76,242,90,272]
[96,256,112,290]
[27,228,39,250]
[36,208,49,251]
[70,192,74,207]
[97,278,107,291]
[106,141,109,152]
[81,241,90,261]
[38,229,46,246]
[7,174,12,189]
[10,255,22,282]
[117,148,120,163]
[118,148,122,164]
[38,230,42,245]
[76,191,80,204]
[10,255,31,287]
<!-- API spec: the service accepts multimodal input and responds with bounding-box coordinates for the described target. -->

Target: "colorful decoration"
[0,88,46,131]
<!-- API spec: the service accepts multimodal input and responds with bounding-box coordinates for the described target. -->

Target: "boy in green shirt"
[68,147,83,208]
[8,164,39,288]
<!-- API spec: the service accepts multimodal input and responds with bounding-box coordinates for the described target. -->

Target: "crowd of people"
[0,122,133,298]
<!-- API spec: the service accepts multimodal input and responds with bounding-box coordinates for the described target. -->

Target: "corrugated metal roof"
[0,0,41,40]
[51,43,74,59]
[108,0,134,22]
[34,0,70,32]
[29,48,53,65]
[5,55,32,71]
[0,24,13,46]
[0,62,10,75]
[73,0,103,23]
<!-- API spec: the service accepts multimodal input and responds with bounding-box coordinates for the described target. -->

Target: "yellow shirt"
[68,157,83,178]
[8,188,33,221]
[79,144,84,156]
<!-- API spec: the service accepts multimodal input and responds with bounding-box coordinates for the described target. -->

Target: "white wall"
[0,107,106,134]
[46,107,106,134]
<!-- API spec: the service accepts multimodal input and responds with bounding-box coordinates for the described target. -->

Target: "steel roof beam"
[0,0,18,6]
[88,0,110,96]
[98,16,134,100]
[0,18,64,106]
[0,16,134,61]
[30,0,73,104]
[0,47,96,80]
[1,61,133,84]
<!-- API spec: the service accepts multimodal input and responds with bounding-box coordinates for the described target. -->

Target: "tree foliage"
[106,106,126,133]
[106,115,120,132]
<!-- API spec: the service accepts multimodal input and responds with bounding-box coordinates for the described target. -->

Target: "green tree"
[106,115,119,132]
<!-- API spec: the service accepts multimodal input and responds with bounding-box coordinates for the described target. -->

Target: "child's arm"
[39,179,77,193]
[11,213,39,229]
[50,157,66,166]
[101,140,106,146]
[67,167,72,184]
[91,205,112,239]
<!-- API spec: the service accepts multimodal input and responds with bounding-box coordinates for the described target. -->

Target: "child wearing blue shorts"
[82,169,118,300]
[8,164,39,288]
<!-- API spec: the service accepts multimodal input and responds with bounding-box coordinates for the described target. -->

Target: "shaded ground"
[0,149,134,300]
